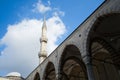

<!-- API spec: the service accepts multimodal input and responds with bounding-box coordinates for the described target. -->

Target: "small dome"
[6,72,21,77]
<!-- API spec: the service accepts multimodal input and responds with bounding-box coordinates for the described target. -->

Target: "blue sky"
[0,0,104,77]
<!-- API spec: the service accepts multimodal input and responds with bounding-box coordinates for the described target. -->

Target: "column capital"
[82,55,95,80]
[82,55,92,64]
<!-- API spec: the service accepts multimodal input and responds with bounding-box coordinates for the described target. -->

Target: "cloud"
[32,0,65,17]
[47,16,66,53]
[32,0,51,14]
[0,15,66,77]
[53,8,65,17]
[0,0,66,78]
[53,11,65,17]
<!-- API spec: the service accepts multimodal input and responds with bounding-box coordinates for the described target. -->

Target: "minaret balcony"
[40,37,48,42]
[38,51,47,58]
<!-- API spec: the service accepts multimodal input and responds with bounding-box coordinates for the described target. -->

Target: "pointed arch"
[34,72,40,80]
[87,13,120,80]
[59,44,88,80]
[87,13,120,53]
[43,62,57,80]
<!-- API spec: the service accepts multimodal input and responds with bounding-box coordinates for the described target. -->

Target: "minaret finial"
[38,16,48,63]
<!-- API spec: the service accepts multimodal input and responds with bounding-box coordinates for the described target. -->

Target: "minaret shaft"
[38,17,48,63]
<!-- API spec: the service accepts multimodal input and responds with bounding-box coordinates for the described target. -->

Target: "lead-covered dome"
[6,72,21,77]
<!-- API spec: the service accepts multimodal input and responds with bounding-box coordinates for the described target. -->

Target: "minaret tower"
[38,17,48,63]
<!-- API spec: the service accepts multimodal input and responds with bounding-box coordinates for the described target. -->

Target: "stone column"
[56,72,69,80]
[83,55,95,80]
[56,73,61,80]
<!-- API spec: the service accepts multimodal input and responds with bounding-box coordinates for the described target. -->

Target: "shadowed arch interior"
[43,62,56,80]
[34,72,40,80]
[88,13,120,80]
[59,45,88,80]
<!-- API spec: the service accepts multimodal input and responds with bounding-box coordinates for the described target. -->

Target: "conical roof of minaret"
[42,16,47,30]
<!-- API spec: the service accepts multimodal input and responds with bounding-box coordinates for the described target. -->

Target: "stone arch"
[34,72,40,80]
[58,41,81,65]
[43,62,57,80]
[58,44,88,80]
[87,13,120,80]
[91,39,120,80]
[85,12,120,54]
[66,41,81,52]
[87,13,120,55]
[82,4,120,57]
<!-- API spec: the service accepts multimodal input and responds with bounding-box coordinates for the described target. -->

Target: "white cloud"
[32,0,51,14]
[0,0,66,78]
[0,15,66,77]
[53,8,65,17]
[32,0,65,17]
[47,16,66,53]
[53,11,65,17]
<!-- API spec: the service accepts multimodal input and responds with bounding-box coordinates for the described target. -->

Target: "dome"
[6,72,21,77]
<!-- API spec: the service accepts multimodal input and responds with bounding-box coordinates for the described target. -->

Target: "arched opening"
[43,62,56,80]
[88,13,120,80]
[60,45,88,80]
[34,72,40,80]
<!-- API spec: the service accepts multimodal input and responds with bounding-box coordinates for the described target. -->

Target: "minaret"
[38,17,48,63]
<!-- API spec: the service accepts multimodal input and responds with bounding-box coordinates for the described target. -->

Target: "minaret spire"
[38,16,48,63]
